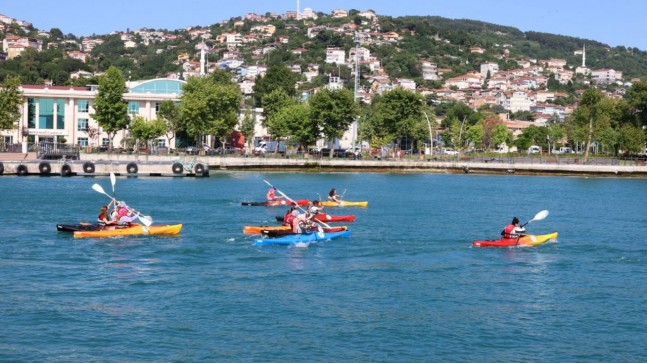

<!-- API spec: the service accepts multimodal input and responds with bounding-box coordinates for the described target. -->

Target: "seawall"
[0,153,646,178]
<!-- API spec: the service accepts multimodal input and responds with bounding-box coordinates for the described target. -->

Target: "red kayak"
[275,214,355,223]
[241,199,310,207]
[472,232,558,247]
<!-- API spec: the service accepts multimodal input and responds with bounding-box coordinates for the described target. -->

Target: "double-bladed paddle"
[91,183,153,227]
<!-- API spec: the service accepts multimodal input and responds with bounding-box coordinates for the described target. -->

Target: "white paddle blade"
[533,210,549,222]
[138,215,153,227]
[110,173,116,192]
[92,183,108,196]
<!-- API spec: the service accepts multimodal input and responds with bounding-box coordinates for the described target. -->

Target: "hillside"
[1,9,646,89]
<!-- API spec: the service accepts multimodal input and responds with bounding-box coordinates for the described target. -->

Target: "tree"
[92,66,129,152]
[567,89,614,162]
[617,124,646,155]
[371,88,425,146]
[309,88,358,155]
[0,75,23,131]
[239,109,256,154]
[491,123,511,150]
[130,116,166,150]
[157,100,181,149]
[625,80,647,129]
[465,123,485,150]
[263,89,296,154]
[253,65,297,107]
[279,103,316,150]
[179,75,242,147]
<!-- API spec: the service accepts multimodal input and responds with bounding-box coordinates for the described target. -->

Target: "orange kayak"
[73,223,182,238]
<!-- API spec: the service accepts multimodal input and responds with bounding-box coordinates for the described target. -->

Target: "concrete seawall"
[0,153,645,178]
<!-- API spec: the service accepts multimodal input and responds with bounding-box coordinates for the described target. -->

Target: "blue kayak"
[254,230,351,246]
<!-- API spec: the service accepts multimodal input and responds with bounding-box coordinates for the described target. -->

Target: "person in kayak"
[116,201,138,226]
[97,205,117,226]
[291,211,310,234]
[501,217,526,238]
[266,187,283,202]
[308,200,324,215]
[328,188,341,202]
[283,207,296,226]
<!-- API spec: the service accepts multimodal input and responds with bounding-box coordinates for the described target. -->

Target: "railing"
[36,142,80,160]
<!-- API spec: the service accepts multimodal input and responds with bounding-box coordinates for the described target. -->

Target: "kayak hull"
[242,199,310,207]
[262,226,347,237]
[472,232,558,247]
[275,214,355,223]
[320,200,368,207]
[254,230,351,246]
[73,223,183,238]
[57,223,103,232]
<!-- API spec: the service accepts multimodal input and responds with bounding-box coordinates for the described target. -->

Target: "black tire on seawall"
[61,164,72,177]
[172,162,183,174]
[194,163,205,174]
[127,162,138,174]
[83,161,95,173]
[39,161,51,174]
[0,162,4,175]
[17,164,28,176]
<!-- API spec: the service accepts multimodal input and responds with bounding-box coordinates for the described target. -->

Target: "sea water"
[0,173,645,362]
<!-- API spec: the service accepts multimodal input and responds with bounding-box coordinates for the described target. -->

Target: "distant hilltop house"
[591,68,623,84]
[2,35,42,59]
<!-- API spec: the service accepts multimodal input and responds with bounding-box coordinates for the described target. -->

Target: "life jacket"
[292,214,307,234]
[284,212,296,226]
[97,211,109,224]
[503,224,519,238]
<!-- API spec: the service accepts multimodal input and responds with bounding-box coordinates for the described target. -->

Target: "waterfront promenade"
[0,151,645,177]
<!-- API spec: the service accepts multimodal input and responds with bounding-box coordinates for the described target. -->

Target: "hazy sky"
[3,0,646,50]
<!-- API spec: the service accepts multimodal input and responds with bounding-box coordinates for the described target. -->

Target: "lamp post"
[423,111,434,156]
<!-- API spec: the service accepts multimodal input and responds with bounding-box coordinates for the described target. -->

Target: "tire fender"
[194,163,206,174]
[172,162,183,174]
[39,161,51,174]
[17,164,28,176]
[0,162,4,175]
[83,161,95,173]
[127,162,138,174]
[60,164,72,177]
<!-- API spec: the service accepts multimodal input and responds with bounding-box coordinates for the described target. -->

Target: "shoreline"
[1,152,646,178]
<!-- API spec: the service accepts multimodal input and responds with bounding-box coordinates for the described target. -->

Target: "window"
[78,137,88,146]
[27,98,36,128]
[155,139,166,147]
[56,99,65,129]
[128,101,140,115]
[155,102,161,112]
[101,138,109,146]
[77,118,89,131]
[78,100,90,113]
[39,98,54,129]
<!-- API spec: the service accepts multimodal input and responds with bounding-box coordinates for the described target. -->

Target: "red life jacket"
[503,224,518,238]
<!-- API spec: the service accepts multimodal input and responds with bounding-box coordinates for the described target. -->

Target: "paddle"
[263,180,331,230]
[91,183,153,227]
[522,210,549,227]
[515,210,549,245]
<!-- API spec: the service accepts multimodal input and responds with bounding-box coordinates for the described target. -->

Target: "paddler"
[328,188,341,203]
[308,200,324,215]
[283,206,296,226]
[501,217,526,239]
[97,203,117,226]
[116,201,138,226]
[266,187,283,202]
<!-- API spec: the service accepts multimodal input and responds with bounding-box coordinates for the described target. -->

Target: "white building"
[325,47,346,64]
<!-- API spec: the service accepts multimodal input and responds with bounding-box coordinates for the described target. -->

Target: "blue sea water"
[0,173,646,362]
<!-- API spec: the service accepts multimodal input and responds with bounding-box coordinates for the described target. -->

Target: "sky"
[3,0,647,50]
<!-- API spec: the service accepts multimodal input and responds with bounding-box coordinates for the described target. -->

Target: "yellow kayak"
[73,223,182,238]
[320,200,368,207]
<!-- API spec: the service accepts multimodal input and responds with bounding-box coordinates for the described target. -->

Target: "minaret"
[296,0,300,19]
[200,39,206,76]
[582,44,586,68]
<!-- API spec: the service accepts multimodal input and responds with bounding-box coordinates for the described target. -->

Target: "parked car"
[527,145,541,154]
[442,148,459,155]
[552,147,573,155]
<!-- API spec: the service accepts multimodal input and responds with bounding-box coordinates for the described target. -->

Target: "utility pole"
[352,31,360,150]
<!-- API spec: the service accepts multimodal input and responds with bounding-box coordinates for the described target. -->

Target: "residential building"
[325,47,346,64]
